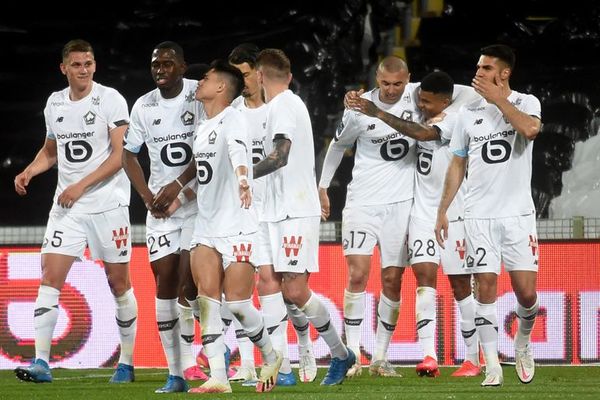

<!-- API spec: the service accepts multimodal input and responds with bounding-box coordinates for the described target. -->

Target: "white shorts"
[464,214,539,275]
[191,231,257,270]
[41,206,131,263]
[268,216,319,273]
[342,200,411,268]
[253,221,273,267]
[408,217,468,275]
[146,213,195,262]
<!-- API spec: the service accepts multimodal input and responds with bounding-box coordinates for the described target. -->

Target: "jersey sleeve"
[123,100,145,154]
[333,108,361,147]
[521,94,541,120]
[269,96,296,141]
[103,89,130,130]
[449,108,469,157]
[43,96,55,140]
[446,85,480,114]
[227,113,250,171]
[433,112,457,145]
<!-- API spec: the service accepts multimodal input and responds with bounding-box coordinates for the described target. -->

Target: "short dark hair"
[480,44,515,69]
[228,43,260,68]
[210,59,244,101]
[185,63,210,81]
[420,71,454,98]
[154,41,185,62]
[256,49,291,81]
[62,39,94,61]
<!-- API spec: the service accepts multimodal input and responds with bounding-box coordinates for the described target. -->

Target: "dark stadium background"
[2,0,599,226]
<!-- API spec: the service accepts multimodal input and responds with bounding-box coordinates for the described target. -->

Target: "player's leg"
[188,243,231,394]
[503,214,540,384]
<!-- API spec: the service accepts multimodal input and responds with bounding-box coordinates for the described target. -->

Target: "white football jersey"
[232,96,268,218]
[44,82,130,213]
[412,112,465,222]
[450,90,541,218]
[124,78,202,218]
[192,106,257,236]
[330,85,420,207]
[261,90,320,222]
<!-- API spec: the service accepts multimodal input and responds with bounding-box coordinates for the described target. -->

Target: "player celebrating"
[436,44,542,387]
[13,39,137,384]
[122,41,207,393]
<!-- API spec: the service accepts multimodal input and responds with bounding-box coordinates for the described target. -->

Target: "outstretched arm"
[435,155,467,248]
[253,135,291,179]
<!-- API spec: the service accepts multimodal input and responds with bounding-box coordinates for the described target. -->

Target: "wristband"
[177,191,188,205]
[175,178,184,189]
[237,175,248,183]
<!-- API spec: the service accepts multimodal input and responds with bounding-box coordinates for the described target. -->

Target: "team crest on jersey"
[208,131,217,144]
[83,111,96,125]
[466,255,474,268]
[112,227,129,249]
[233,243,252,263]
[400,110,413,122]
[185,90,194,103]
[91,96,100,106]
[181,111,194,126]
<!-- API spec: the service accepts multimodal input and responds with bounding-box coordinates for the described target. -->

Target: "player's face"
[475,55,508,83]
[231,62,260,99]
[417,89,449,120]
[60,51,95,92]
[151,48,185,91]
[195,69,219,101]
[376,68,410,104]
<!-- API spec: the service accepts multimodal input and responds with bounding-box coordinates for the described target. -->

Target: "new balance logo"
[56,116,64,123]
[282,236,302,257]
[119,250,128,257]
[474,118,483,125]
[367,124,376,131]
[152,119,161,125]
[112,226,129,249]
[233,243,252,263]
[288,259,298,266]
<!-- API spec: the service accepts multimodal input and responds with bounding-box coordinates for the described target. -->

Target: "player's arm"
[472,76,540,140]
[122,148,155,213]
[153,162,196,211]
[253,134,291,179]
[57,124,128,208]
[318,139,347,221]
[435,154,467,248]
[14,137,58,196]
[347,97,440,141]
[228,133,252,209]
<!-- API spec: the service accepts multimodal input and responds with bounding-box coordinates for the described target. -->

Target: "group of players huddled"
[13,38,541,393]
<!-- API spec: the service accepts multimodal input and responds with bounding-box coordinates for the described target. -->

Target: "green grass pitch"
[1,366,598,400]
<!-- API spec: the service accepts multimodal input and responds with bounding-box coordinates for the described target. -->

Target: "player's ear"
[500,67,510,80]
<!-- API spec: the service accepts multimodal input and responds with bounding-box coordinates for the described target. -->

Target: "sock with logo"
[114,288,137,366]
[34,285,60,363]
[232,317,255,369]
[286,302,311,348]
[301,292,348,360]
[198,295,227,381]
[156,298,182,377]
[374,292,400,361]
[260,292,291,373]
[457,294,478,364]
[343,289,365,358]
[416,286,437,360]
[515,298,539,349]
[178,302,197,371]
[476,301,500,370]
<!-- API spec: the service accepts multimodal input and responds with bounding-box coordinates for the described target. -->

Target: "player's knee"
[516,290,537,308]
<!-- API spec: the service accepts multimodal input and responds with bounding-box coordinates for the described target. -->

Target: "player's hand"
[14,170,32,196]
[57,182,85,208]
[153,181,180,211]
[472,75,504,105]
[434,212,449,249]
[343,89,364,108]
[239,179,252,209]
[318,187,330,221]
[346,97,378,117]
[426,112,447,125]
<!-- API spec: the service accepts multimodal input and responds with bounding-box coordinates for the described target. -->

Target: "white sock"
[114,288,137,366]
[198,296,227,381]
[260,292,290,373]
[343,289,365,358]
[286,302,311,348]
[34,285,60,363]
[416,286,437,360]
[156,298,182,377]
[178,303,196,371]
[232,317,255,368]
[515,299,539,349]
[220,300,234,335]
[374,292,400,361]
[456,294,478,364]
[301,292,348,360]
[227,298,277,365]
[187,297,200,323]
[476,301,500,371]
